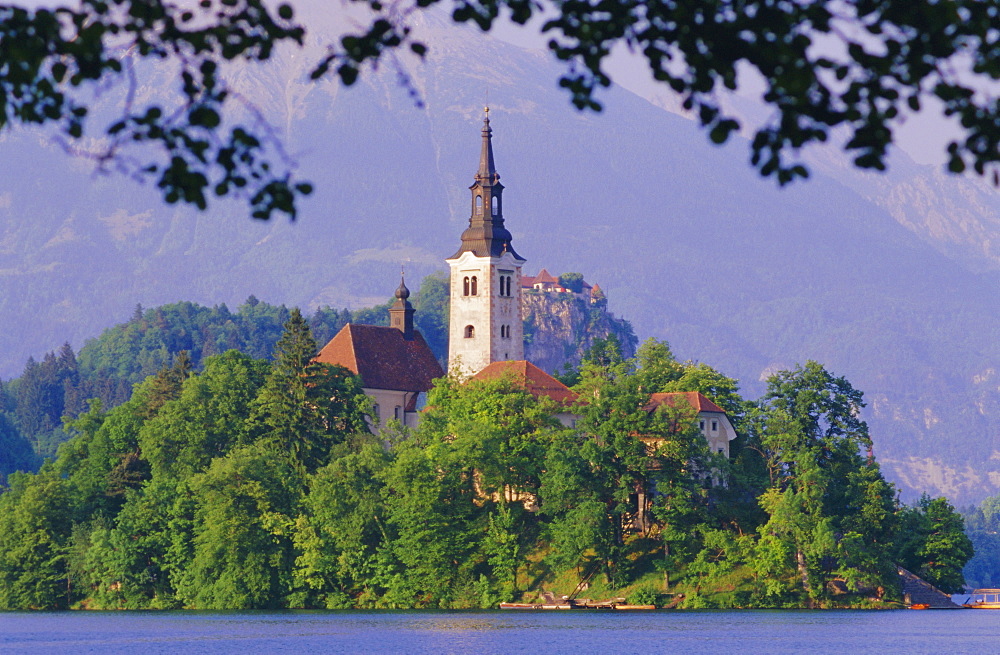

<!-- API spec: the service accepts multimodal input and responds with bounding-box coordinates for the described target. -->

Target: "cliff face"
[522,291,637,375]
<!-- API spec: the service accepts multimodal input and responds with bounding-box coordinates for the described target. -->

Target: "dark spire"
[450,107,523,260]
[478,107,497,181]
[389,273,415,339]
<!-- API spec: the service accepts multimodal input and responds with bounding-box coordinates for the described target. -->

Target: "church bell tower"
[447,109,526,376]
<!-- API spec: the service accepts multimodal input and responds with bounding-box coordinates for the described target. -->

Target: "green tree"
[172,443,301,609]
[0,471,74,609]
[376,439,480,608]
[633,338,746,420]
[558,272,585,293]
[412,271,450,362]
[566,346,660,586]
[419,374,561,501]
[752,361,898,604]
[139,350,269,480]
[78,478,183,609]
[0,412,38,485]
[895,495,974,593]
[410,374,561,603]
[963,493,1000,589]
[539,438,611,576]
[293,434,393,608]
[250,308,368,474]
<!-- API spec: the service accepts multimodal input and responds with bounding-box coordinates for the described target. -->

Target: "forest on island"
[0,306,976,610]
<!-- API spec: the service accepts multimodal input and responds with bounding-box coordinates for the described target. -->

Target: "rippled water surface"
[2,609,998,654]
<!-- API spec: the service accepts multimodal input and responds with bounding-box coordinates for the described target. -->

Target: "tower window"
[464,325,475,338]
[498,272,513,297]
[471,276,478,295]
[492,200,498,216]
[463,276,470,296]
[475,195,483,215]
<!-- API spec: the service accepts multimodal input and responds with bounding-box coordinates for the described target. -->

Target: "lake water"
[2,610,997,654]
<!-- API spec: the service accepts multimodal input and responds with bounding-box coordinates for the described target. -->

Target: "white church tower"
[447,109,526,376]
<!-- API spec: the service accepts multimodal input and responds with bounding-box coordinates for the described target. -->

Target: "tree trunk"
[796,549,813,607]
[663,541,670,592]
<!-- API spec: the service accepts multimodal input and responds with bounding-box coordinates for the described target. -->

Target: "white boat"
[963,589,1000,609]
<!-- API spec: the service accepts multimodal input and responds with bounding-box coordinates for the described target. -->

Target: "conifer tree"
[251,309,367,474]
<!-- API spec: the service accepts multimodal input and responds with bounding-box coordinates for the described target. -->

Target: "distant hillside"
[0,9,997,502]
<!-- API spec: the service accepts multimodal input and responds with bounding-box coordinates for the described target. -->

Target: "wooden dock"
[499,596,655,610]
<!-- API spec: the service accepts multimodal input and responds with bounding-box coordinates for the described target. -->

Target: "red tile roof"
[472,360,578,406]
[315,324,444,392]
[534,268,559,284]
[645,391,726,414]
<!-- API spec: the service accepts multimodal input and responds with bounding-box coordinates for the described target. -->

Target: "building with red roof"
[644,391,738,457]
[315,278,444,432]
[521,268,602,303]
[472,360,579,427]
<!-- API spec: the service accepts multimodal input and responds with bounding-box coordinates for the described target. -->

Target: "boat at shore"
[963,590,1000,609]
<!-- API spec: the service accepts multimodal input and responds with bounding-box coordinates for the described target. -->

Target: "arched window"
[498,275,506,296]
[475,195,483,215]
[492,199,498,216]
[464,325,475,338]
[505,276,512,297]
[463,276,470,296]
[470,276,478,295]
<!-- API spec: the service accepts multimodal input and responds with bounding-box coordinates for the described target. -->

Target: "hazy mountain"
[0,10,997,503]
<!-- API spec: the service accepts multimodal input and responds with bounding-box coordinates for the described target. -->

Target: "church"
[316,109,736,457]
